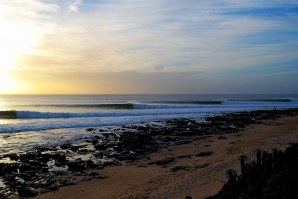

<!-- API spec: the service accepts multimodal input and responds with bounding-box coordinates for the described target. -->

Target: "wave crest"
[0,110,17,119]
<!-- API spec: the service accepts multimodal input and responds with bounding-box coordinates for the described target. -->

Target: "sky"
[0,0,297,94]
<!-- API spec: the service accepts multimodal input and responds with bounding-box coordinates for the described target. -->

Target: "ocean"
[1,94,298,134]
[0,94,298,155]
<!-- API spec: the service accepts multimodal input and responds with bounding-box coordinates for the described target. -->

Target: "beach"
[1,0,298,197]
[27,111,298,199]
[0,109,292,198]
[2,0,298,197]
[1,95,298,198]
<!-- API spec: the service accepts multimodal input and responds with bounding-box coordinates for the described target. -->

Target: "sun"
[0,75,18,93]
[0,28,21,94]
[0,16,41,94]
[0,19,35,67]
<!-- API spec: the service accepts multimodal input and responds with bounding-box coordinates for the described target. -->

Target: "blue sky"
[0,0,297,94]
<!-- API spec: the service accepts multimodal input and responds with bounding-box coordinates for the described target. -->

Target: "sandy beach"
[32,114,298,199]
[2,0,298,197]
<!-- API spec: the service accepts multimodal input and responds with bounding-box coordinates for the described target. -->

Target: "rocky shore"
[1,108,298,198]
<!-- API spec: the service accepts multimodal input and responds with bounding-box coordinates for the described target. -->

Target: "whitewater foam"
[0,95,298,133]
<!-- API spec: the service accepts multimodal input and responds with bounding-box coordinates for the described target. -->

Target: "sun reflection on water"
[0,97,9,124]
[0,96,7,111]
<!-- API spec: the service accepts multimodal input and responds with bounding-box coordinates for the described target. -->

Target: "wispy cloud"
[0,0,59,71]
[22,1,297,71]
[68,0,83,13]
[2,0,298,93]
[0,0,59,20]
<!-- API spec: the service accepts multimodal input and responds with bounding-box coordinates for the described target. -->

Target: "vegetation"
[207,143,298,199]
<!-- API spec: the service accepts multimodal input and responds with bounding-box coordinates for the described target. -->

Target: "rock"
[162,136,177,142]
[34,146,54,152]
[91,139,99,145]
[67,160,87,171]
[3,153,19,161]
[86,160,96,168]
[96,175,108,179]
[19,152,40,162]
[41,167,49,173]
[218,135,227,139]
[116,132,157,154]
[103,133,117,140]
[2,163,18,174]
[61,178,77,186]
[17,186,39,197]
[48,183,60,191]
[0,163,5,174]
[93,152,104,158]
[36,154,51,163]
[52,153,66,163]
[60,144,80,152]
[195,163,210,169]
[175,140,192,145]
[88,172,99,176]
[86,128,95,132]
[178,155,192,159]
[94,143,108,151]
[196,151,214,157]
[60,143,72,150]
[136,125,150,131]
[170,166,191,172]
[149,157,175,166]
[87,171,107,179]
[78,148,89,154]
[19,163,33,173]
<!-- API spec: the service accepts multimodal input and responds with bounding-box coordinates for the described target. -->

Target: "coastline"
[0,108,297,198]
[34,114,298,199]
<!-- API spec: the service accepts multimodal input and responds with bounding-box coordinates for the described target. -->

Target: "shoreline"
[36,114,298,199]
[1,108,298,198]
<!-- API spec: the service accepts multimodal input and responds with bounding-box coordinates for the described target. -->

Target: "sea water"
[1,94,298,134]
[1,94,298,153]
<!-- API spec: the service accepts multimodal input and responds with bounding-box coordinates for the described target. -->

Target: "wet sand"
[34,115,298,199]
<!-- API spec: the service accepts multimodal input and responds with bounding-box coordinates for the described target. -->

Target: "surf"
[0,110,17,119]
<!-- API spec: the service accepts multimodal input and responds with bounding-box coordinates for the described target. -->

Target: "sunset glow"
[0,0,297,94]
[0,4,44,94]
[0,20,37,69]
[0,76,16,93]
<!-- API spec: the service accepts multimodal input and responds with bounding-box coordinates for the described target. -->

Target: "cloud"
[68,0,83,13]
[0,0,59,20]
[0,0,60,73]
[3,0,298,93]
[15,70,209,94]
[15,68,298,94]
[21,0,296,74]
